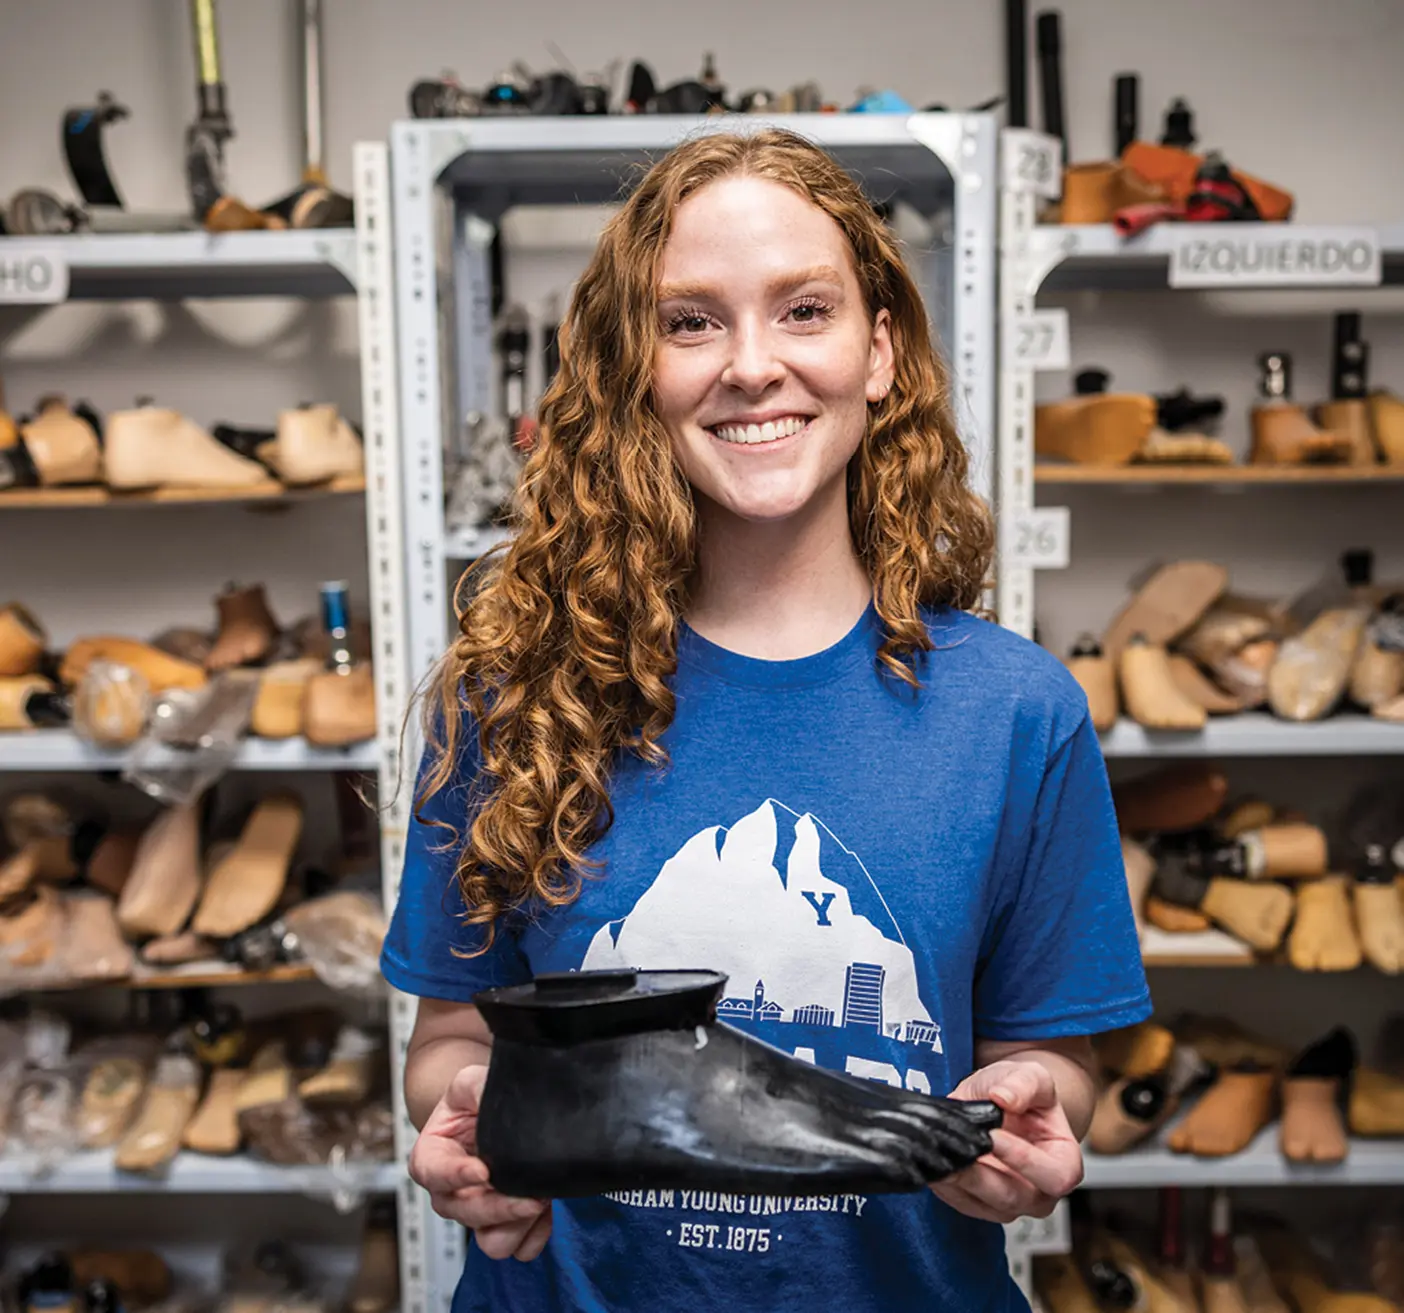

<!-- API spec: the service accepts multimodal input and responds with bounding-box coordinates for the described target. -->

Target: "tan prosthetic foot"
[1145,895,1212,932]
[1268,607,1370,722]
[1251,353,1355,465]
[141,931,218,966]
[303,664,376,746]
[1349,605,1404,709]
[1167,1065,1277,1157]
[192,794,303,938]
[79,1053,152,1148]
[1121,637,1208,730]
[1033,1253,1102,1313]
[250,658,321,738]
[206,583,280,672]
[348,1200,401,1313]
[62,893,134,982]
[0,603,46,677]
[114,1053,203,1173]
[0,846,38,899]
[19,397,102,484]
[1066,635,1119,731]
[1290,877,1363,972]
[1090,1048,1207,1155]
[1099,1022,1177,1079]
[1369,389,1404,463]
[1350,1068,1404,1136]
[1104,560,1229,664]
[1281,1029,1355,1164]
[1035,373,1158,466]
[61,637,206,694]
[182,1067,246,1155]
[1135,427,1235,465]
[298,1026,378,1107]
[1317,398,1380,467]
[104,404,269,490]
[261,404,364,486]
[1114,763,1229,836]
[85,830,141,898]
[1168,653,1249,714]
[1354,855,1404,973]
[116,802,204,939]
[0,675,63,731]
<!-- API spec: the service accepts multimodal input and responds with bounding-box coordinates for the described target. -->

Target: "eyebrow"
[656,264,847,303]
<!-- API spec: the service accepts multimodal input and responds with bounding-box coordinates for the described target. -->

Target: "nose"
[719,316,785,396]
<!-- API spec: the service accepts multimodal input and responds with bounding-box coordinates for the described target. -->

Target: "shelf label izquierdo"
[1169,226,1381,289]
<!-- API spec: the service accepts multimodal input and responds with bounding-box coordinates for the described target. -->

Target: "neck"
[685,482,872,660]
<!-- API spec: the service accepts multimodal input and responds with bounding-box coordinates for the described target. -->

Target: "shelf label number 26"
[1008,508,1070,570]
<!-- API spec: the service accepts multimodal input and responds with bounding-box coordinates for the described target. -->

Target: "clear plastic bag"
[1267,605,1371,722]
[74,1035,158,1149]
[282,893,387,996]
[72,659,152,749]
[13,1009,77,1173]
[122,675,259,806]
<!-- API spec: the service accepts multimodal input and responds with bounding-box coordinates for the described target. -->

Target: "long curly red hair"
[421,128,993,947]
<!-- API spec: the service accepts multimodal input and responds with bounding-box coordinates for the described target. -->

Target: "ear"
[865,308,895,403]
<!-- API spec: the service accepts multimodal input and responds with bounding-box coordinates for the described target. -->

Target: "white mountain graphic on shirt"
[581,799,941,1048]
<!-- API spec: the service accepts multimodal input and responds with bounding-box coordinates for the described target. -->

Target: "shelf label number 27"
[1010,309,1069,372]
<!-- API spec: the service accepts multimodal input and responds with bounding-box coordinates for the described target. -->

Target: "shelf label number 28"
[1003,130,1063,200]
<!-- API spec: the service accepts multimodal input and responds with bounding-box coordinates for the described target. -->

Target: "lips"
[709,416,811,446]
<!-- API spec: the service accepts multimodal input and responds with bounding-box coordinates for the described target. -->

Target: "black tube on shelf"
[1114,73,1138,155]
[1005,0,1029,128]
[1035,10,1067,158]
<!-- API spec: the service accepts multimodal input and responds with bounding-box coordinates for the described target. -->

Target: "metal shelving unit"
[0,1152,402,1196]
[1083,1124,1404,1190]
[0,731,380,772]
[0,153,421,1305]
[1097,713,1404,758]
[388,111,1000,1313]
[0,230,357,300]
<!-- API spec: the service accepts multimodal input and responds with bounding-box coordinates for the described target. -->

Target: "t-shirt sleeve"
[380,740,532,1003]
[973,711,1151,1041]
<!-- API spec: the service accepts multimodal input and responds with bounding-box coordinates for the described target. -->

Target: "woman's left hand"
[931,1058,1084,1224]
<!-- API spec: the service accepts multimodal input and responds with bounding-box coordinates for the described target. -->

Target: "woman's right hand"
[408,1064,553,1261]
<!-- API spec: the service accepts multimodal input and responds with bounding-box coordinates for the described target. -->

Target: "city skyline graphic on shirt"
[580,798,943,1055]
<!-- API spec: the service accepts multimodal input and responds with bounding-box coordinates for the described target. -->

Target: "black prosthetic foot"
[474,970,1001,1200]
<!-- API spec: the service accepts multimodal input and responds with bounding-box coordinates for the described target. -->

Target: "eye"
[785,296,835,326]
[664,307,715,336]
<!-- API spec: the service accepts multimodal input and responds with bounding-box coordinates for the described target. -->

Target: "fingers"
[429,1183,548,1233]
[442,1064,489,1115]
[513,1206,555,1262]
[986,1062,1057,1116]
[988,1128,1084,1198]
[471,1200,552,1261]
[931,1156,1060,1224]
[409,1134,491,1196]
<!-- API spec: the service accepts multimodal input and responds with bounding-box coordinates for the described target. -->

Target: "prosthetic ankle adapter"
[474,970,1000,1199]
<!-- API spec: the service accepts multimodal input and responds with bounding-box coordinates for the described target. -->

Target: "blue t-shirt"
[382,603,1151,1313]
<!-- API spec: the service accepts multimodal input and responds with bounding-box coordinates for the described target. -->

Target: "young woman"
[382,128,1150,1312]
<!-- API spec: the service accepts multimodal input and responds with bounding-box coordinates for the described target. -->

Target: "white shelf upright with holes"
[387,113,1003,1311]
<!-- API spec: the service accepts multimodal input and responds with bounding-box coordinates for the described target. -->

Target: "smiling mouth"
[707,416,812,446]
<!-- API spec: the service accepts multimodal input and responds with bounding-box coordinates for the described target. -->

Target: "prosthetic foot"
[79,1053,151,1149]
[192,794,302,939]
[62,893,134,982]
[1060,161,1165,224]
[1349,601,1404,709]
[1145,895,1212,932]
[1349,1068,1404,1136]
[85,830,141,898]
[1167,1064,1276,1157]
[0,675,68,731]
[474,970,1001,1198]
[182,1067,245,1156]
[60,638,206,694]
[259,405,364,486]
[1251,354,1353,465]
[1317,400,1379,468]
[1104,561,1230,663]
[347,1200,400,1313]
[17,398,102,484]
[1114,763,1229,837]
[141,930,218,966]
[1035,371,1158,467]
[1066,635,1118,732]
[1289,877,1363,972]
[302,665,376,746]
[116,802,203,940]
[1280,1029,1355,1163]
[1354,846,1404,974]
[0,604,46,677]
[1135,427,1234,466]
[104,405,270,491]
[1098,1021,1176,1080]
[1033,1253,1101,1313]
[250,658,320,738]
[1369,390,1404,464]
[1156,844,1297,948]
[1168,653,1248,715]
[206,584,280,672]
[114,1054,203,1174]
[1268,607,1371,724]
[1121,637,1208,731]
[1095,1233,1196,1313]
[297,1026,377,1107]
[1089,1047,1208,1155]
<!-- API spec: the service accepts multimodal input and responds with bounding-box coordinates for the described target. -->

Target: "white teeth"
[712,416,808,445]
